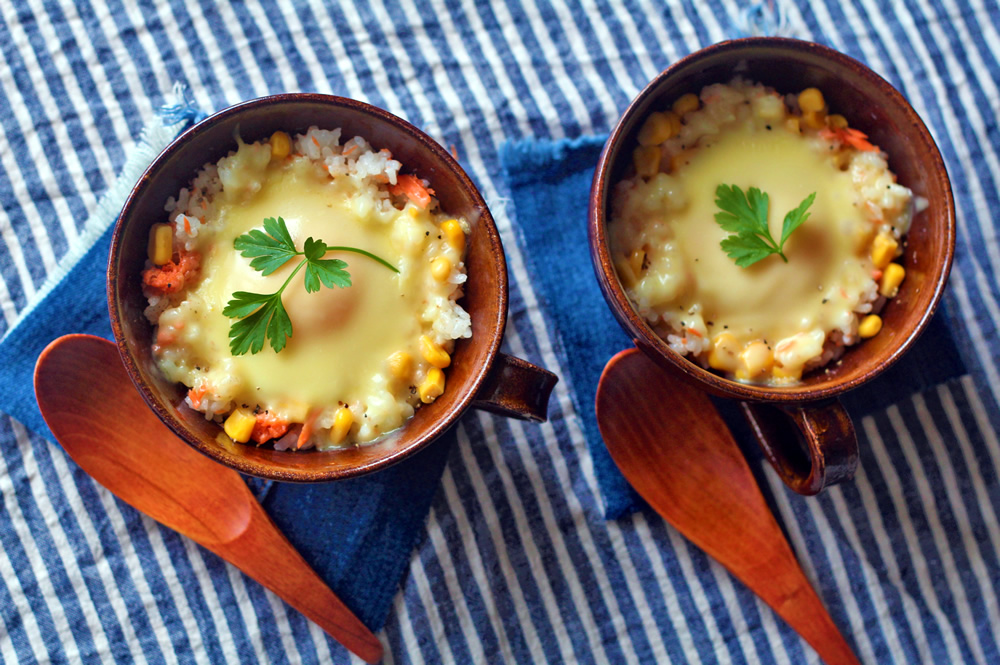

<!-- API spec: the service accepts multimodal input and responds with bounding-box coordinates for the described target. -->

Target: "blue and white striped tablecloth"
[2,1,1000,663]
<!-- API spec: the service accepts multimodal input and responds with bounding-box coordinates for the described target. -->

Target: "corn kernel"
[387,351,413,380]
[329,407,353,444]
[858,314,883,339]
[784,116,801,134]
[614,258,637,288]
[637,112,677,146]
[772,364,803,382]
[441,219,465,253]
[419,367,445,403]
[798,87,826,113]
[880,263,906,298]
[707,332,740,372]
[871,233,899,269]
[827,113,848,129]
[223,407,256,443]
[148,223,173,266]
[431,256,452,281]
[802,109,827,130]
[270,131,291,160]
[420,335,451,368]
[672,93,700,116]
[627,248,646,277]
[632,145,661,178]
[738,341,774,379]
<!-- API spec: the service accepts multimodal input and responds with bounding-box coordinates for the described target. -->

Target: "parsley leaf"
[304,257,351,292]
[780,191,816,246]
[719,233,775,268]
[233,216,300,275]
[224,292,291,355]
[299,237,346,293]
[714,184,815,267]
[222,291,275,320]
[224,217,399,355]
[302,236,327,262]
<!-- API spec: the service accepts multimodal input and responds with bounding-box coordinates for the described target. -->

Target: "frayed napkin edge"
[0,83,204,345]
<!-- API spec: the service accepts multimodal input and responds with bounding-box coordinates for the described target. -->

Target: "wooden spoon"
[596,348,859,665]
[34,335,383,663]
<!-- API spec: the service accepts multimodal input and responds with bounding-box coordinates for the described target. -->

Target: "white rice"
[612,79,917,382]
[143,126,472,447]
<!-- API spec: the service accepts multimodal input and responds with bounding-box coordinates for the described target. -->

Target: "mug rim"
[589,37,956,404]
[108,92,509,481]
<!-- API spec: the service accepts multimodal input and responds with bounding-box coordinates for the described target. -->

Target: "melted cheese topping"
[612,123,878,381]
[193,161,415,406]
[155,155,467,440]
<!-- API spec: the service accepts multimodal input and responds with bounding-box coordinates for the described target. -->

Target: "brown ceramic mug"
[589,38,955,495]
[109,94,557,482]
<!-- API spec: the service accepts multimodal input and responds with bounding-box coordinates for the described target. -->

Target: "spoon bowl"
[34,334,383,663]
[596,348,859,665]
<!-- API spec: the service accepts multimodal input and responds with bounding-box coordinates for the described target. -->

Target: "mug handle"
[471,352,558,422]
[740,399,859,495]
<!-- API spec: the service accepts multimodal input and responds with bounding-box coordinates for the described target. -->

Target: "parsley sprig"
[223,216,398,355]
[714,184,815,267]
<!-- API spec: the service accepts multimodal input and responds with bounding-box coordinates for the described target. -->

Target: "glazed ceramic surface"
[589,38,955,493]
[110,94,556,482]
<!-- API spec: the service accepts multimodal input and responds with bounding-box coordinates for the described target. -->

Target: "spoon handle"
[720,537,860,665]
[768,580,861,665]
[211,503,383,663]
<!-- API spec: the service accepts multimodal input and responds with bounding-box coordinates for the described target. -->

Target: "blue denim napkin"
[499,136,966,519]
[0,106,452,631]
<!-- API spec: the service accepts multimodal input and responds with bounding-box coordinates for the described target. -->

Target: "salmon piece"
[819,126,879,152]
[251,411,291,445]
[142,251,201,294]
[388,174,435,208]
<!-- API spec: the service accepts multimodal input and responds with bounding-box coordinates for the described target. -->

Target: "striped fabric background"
[1,0,999,663]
